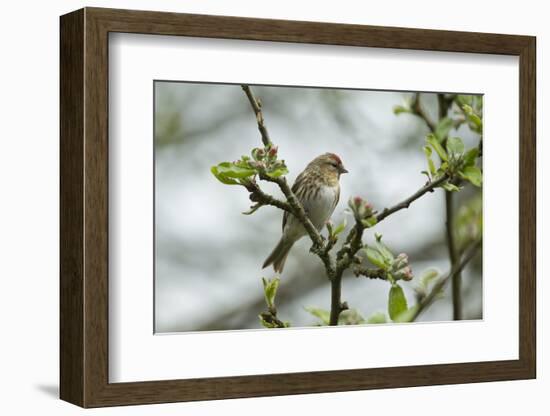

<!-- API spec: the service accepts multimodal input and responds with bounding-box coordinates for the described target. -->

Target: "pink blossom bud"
[401,266,413,281]
[363,202,374,217]
[349,196,363,213]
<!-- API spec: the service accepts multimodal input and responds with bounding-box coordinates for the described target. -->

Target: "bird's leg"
[309,228,327,255]
[309,241,324,255]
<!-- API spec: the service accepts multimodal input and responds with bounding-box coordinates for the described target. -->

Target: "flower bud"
[394,265,413,281]
[268,146,278,159]
[348,196,377,221]
[363,202,374,217]
[348,196,362,214]
[401,266,413,281]
[251,147,265,161]
[391,252,413,281]
[393,253,409,270]
[357,204,367,218]
[248,160,265,170]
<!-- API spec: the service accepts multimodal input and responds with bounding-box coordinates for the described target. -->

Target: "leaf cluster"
[258,277,290,328]
[423,134,482,191]
[211,144,289,186]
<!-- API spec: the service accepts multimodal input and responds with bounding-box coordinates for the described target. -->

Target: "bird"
[262,153,348,273]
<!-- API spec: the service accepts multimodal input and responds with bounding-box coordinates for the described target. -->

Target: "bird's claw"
[309,242,323,254]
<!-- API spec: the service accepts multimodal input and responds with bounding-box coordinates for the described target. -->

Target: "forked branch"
[240,85,452,326]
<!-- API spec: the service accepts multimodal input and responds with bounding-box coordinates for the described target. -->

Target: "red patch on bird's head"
[327,153,342,165]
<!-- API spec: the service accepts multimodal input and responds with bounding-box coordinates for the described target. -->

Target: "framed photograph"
[60,7,536,408]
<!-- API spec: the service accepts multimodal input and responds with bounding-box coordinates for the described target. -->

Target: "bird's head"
[312,153,348,178]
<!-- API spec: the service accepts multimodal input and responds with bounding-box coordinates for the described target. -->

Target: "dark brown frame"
[60,7,536,408]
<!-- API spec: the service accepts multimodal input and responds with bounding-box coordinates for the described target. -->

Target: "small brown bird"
[262,153,348,273]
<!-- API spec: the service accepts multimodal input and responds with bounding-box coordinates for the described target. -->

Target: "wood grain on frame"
[60,8,85,406]
[60,7,536,408]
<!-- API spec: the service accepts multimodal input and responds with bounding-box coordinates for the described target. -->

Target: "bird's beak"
[339,166,349,174]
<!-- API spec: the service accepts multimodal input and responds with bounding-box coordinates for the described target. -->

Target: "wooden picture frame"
[60,7,536,408]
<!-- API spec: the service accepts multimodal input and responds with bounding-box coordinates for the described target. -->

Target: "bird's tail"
[262,237,294,273]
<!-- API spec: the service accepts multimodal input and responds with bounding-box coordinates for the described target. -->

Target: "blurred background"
[154,82,482,333]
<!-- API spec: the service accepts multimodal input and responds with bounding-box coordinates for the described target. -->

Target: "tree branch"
[353,266,387,280]
[240,85,457,328]
[411,92,465,320]
[262,175,325,247]
[242,85,272,147]
[330,165,447,323]
[409,239,481,322]
[241,85,335,278]
[241,179,292,215]
[265,174,336,278]
[446,190,462,320]
[259,309,287,329]
[375,175,448,223]
[412,93,436,132]
[330,219,364,325]
[329,174,447,326]
[436,93,463,321]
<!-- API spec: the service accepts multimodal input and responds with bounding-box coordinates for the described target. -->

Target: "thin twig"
[259,310,287,329]
[411,92,465,320]
[259,290,288,328]
[375,175,448,223]
[446,191,462,320]
[353,266,387,280]
[437,93,463,321]
[242,179,292,214]
[242,85,272,147]
[412,93,436,132]
[409,239,481,322]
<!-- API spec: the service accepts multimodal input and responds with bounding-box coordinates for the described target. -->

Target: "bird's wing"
[282,210,289,231]
[282,171,307,231]
[332,184,340,214]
